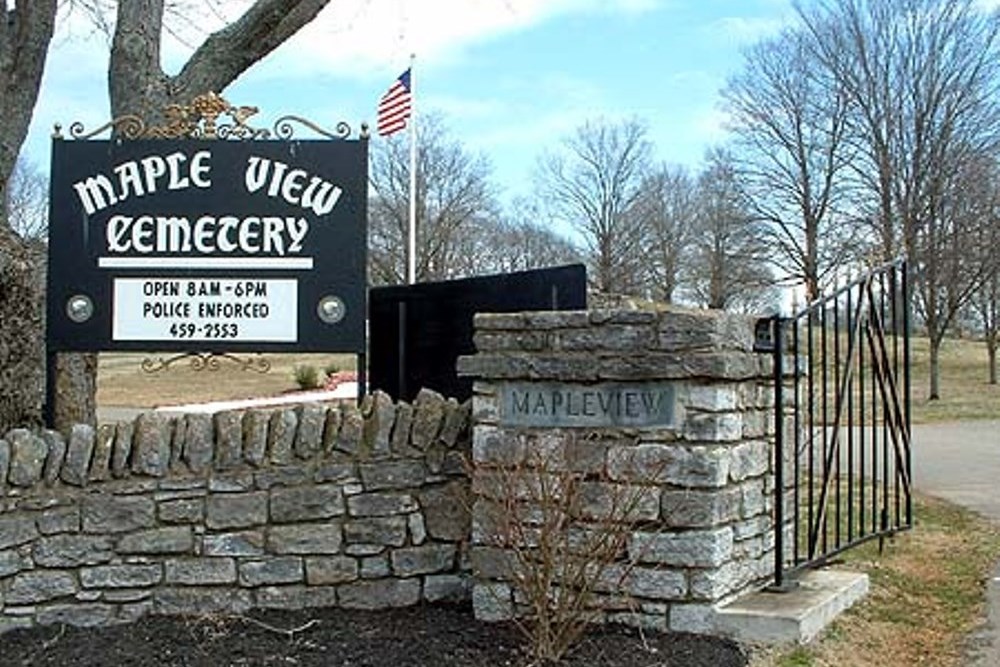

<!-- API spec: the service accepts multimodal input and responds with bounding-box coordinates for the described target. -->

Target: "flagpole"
[407,53,417,285]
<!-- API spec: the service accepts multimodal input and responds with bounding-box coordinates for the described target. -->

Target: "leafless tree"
[5,158,49,242]
[684,148,775,312]
[722,27,856,301]
[536,117,652,295]
[798,0,1000,399]
[629,164,696,303]
[369,113,500,285]
[467,199,581,276]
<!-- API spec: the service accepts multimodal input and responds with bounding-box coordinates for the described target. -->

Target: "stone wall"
[0,390,471,635]
[457,308,778,634]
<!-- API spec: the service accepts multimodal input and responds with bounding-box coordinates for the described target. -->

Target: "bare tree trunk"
[0,2,57,432]
[988,339,998,385]
[928,335,942,401]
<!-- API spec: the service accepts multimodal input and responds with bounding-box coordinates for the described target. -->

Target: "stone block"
[343,517,407,547]
[338,579,421,610]
[684,413,743,442]
[158,497,204,523]
[669,603,717,634]
[424,574,469,603]
[411,389,446,450]
[322,405,342,455]
[685,385,739,412]
[33,534,114,567]
[111,421,134,478]
[347,492,418,517]
[0,549,26,577]
[0,516,38,549]
[621,566,687,600]
[37,603,115,628]
[359,554,390,578]
[361,392,395,458]
[89,424,115,482]
[359,460,426,490]
[6,570,76,604]
[472,582,514,621]
[62,423,95,486]
[408,513,427,545]
[182,413,214,473]
[472,427,524,465]
[577,481,660,522]
[295,403,327,459]
[154,587,252,615]
[439,399,470,448]
[607,443,731,489]
[255,467,311,489]
[391,544,456,576]
[206,491,268,529]
[239,557,304,586]
[242,409,269,467]
[132,413,171,477]
[203,530,266,557]
[82,495,155,533]
[629,527,734,567]
[164,557,237,585]
[336,403,364,455]
[80,564,162,588]
[730,441,770,482]
[118,526,194,554]
[660,488,742,527]
[208,472,254,492]
[41,430,67,485]
[470,546,516,579]
[267,409,297,465]
[36,506,79,534]
[7,428,46,487]
[689,560,762,600]
[0,437,9,487]
[305,556,358,584]
[268,522,343,554]
[389,402,414,455]
[270,485,344,522]
[214,410,243,470]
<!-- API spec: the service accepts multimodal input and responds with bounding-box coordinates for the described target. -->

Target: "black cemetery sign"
[46,96,368,356]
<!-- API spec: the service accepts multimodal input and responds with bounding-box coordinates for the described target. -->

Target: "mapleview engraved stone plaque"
[499,382,676,428]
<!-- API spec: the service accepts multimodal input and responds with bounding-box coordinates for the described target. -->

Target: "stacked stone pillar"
[458,308,777,633]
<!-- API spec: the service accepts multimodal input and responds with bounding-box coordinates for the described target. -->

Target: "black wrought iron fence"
[765,259,912,589]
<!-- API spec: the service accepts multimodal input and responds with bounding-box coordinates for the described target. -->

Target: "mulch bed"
[0,604,748,667]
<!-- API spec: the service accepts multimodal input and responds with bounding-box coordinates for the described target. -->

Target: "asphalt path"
[912,420,1000,667]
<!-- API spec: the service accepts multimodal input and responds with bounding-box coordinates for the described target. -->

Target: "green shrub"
[292,364,321,390]
[323,360,340,376]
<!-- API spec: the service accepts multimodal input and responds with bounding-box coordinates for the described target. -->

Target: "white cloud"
[706,15,788,45]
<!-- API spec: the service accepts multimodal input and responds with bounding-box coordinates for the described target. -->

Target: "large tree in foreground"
[0,1,57,433]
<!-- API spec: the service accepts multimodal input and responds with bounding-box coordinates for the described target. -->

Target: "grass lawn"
[909,335,1000,423]
[751,494,1000,667]
[96,352,356,408]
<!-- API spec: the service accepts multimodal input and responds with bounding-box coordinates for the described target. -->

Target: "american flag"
[377,69,412,137]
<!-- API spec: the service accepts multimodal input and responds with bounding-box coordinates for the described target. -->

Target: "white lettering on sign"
[112,278,297,342]
[104,215,308,256]
[244,156,343,216]
[73,150,212,215]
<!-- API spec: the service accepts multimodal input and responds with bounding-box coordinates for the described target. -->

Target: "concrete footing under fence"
[714,568,869,644]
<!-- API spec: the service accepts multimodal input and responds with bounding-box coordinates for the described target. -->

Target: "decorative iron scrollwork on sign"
[53,92,367,141]
[141,352,272,374]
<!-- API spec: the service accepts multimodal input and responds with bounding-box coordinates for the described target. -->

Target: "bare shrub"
[472,438,660,663]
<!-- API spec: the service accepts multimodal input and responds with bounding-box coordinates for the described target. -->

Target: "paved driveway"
[912,420,1000,667]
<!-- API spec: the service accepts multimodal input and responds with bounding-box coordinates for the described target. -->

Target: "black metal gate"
[766,259,913,588]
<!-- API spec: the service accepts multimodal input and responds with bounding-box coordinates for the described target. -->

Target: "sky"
[21,0,801,206]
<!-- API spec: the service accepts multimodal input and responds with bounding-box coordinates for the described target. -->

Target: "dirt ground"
[0,604,747,667]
